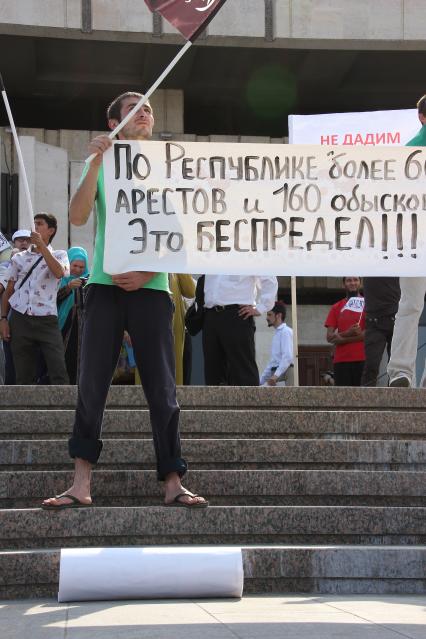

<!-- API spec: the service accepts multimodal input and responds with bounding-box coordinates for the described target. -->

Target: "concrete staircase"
[0,385,425,598]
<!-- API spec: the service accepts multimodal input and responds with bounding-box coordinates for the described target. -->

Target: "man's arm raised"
[69,135,112,226]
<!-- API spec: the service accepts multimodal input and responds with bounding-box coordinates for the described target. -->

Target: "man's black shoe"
[389,376,410,388]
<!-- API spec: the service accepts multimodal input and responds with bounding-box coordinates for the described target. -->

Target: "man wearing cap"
[260,302,294,387]
[12,229,31,252]
[0,214,69,385]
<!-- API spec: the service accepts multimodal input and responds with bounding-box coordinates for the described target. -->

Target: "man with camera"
[0,213,69,384]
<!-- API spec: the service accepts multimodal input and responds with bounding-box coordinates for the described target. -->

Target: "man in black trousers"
[42,92,207,509]
[361,277,400,386]
[202,274,277,385]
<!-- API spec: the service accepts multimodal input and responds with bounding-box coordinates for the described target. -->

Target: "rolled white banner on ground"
[58,546,244,602]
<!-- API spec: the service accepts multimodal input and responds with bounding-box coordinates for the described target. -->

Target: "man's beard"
[121,122,151,140]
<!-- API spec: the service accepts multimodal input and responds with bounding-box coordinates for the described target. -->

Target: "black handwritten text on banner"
[103,141,426,276]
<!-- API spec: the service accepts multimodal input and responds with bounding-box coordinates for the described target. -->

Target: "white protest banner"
[288,109,418,146]
[58,546,243,602]
[103,141,426,277]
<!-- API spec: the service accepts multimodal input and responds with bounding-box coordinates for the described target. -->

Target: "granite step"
[1,506,425,549]
[1,409,425,440]
[2,545,426,599]
[1,438,425,470]
[1,385,425,597]
[1,470,425,508]
[1,385,426,409]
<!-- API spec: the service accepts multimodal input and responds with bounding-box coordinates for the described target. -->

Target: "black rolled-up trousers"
[69,284,187,481]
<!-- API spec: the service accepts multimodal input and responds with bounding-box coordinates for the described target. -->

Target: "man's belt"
[206,304,241,312]
[366,314,396,322]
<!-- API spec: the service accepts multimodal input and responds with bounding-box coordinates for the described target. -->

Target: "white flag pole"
[86,40,192,163]
[291,276,299,387]
[0,74,35,231]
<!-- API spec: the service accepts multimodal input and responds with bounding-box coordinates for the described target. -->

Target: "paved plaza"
[1,595,426,639]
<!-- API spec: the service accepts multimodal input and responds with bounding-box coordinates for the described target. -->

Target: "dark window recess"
[1,173,19,236]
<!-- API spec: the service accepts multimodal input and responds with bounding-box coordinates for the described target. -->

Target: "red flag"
[144,0,228,41]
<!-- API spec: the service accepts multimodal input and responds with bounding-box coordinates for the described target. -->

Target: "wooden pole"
[291,276,299,386]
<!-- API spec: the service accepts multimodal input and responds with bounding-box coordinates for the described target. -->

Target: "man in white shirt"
[260,302,294,386]
[0,213,69,384]
[203,275,277,385]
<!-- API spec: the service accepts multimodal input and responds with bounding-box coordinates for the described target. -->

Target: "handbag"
[185,275,205,336]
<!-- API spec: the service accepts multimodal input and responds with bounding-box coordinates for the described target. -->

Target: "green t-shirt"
[407,124,426,147]
[85,163,169,292]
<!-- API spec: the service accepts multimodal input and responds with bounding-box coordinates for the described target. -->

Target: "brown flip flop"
[164,492,209,509]
[41,493,92,511]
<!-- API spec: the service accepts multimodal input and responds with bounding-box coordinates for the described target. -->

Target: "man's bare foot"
[164,472,208,507]
[164,490,208,508]
[41,490,92,510]
[42,458,93,509]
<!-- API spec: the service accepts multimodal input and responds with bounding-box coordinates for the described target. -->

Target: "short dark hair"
[271,302,286,321]
[342,276,361,284]
[34,213,58,243]
[107,92,149,122]
[417,95,426,116]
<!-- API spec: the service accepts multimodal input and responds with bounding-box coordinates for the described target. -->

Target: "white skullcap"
[12,229,31,241]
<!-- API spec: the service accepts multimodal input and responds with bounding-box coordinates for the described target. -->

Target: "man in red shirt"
[325,277,366,386]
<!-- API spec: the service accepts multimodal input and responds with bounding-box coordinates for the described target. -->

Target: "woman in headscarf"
[57,246,89,384]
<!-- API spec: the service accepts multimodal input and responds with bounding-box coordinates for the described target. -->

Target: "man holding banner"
[42,92,207,510]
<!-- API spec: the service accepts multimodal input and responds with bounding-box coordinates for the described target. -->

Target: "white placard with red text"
[288,109,418,146]
[343,297,365,313]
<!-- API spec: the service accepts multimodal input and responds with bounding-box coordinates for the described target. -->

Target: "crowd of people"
[0,231,292,389]
[0,225,419,392]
